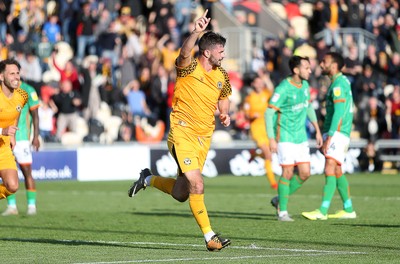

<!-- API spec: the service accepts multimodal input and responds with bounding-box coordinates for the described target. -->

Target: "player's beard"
[209,55,221,68]
[3,78,20,90]
[321,65,331,75]
[299,73,309,81]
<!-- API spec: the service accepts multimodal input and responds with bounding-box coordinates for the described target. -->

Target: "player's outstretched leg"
[206,234,231,251]
[128,168,152,197]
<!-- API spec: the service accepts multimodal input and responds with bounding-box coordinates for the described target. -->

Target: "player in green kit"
[302,52,357,220]
[265,56,322,221]
[2,82,40,216]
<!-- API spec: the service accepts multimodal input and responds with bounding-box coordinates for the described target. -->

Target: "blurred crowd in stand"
[0,0,399,171]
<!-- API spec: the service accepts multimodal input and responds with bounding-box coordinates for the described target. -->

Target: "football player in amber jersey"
[244,76,278,190]
[128,9,231,251]
[0,59,28,200]
[2,82,40,216]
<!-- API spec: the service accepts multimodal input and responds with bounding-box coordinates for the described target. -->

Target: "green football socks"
[6,193,17,206]
[289,174,304,195]
[7,190,37,207]
[337,175,353,212]
[27,190,37,206]
[278,177,290,212]
[319,175,337,215]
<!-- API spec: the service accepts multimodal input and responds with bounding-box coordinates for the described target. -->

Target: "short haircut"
[326,51,345,70]
[198,31,226,54]
[0,58,21,73]
[288,55,310,74]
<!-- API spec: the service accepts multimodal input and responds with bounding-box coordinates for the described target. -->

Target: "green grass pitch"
[1,173,399,263]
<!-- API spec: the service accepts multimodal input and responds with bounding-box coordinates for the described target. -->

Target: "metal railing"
[314,27,377,62]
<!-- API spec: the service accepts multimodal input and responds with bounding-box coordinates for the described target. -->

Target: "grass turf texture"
[0,173,399,263]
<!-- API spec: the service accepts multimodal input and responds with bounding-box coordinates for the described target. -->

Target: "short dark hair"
[0,58,21,73]
[288,55,309,74]
[326,51,345,70]
[198,31,226,54]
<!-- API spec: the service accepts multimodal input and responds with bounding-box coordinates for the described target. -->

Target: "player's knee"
[5,181,19,193]
[173,192,189,202]
[298,173,310,181]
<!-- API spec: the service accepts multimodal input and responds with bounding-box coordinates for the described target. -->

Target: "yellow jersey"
[244,89,272,131]
[0,86,28,148]
[170,58,232,137]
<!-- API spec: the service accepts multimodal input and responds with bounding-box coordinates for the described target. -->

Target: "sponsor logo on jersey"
[333,87,341,97]
[291,101,308,111]
[271,93,280,103]
[217,81,222,89]
[31,91,39,101]
[16,105,22,112]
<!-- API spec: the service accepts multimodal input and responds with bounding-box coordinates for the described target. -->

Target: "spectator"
[358,141,383,172]
[149,64,169,123]
[138,66,152,99]
[354,64,382,105]
[0,0,8,44]
[386,52,400,86]
[34,34,53,72]
[386,86,400,139]
[76,1,98,64]
[42,14,61,45]
[59,0,80,44]
[310,0,326,36]
[20,0,44,44]
[18,50,42,95]
[322,0,345,50]
[364,0,386,32]
[165,16,181,47]
[342,44,363,86]
[379,14,399,54]
[358,96,387,141]
[149,0,174,37]
[8,30,30,55]
[80,55,105,121]
[123,79,152,119]
[174,0,193,35]
[362,44,380,71]
[96,20,121,69]
[52,52,81,92]
[50,79,82,140]
[38,99,57,142]
[282,0,301,21]
[345,0,364,28]
[103,0,121,20]
[157,34,180,73]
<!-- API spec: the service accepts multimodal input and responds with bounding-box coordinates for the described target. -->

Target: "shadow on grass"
[0,237,205,251]
[131,209,276,221]
[332,223,400,228]
[0,227,399,252]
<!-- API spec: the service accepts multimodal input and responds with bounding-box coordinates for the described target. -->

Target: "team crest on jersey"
[217,81,222,90]
[271,93,280,103]
[184,158,191,165]
[333,87,341,97]
[16,105,22,112]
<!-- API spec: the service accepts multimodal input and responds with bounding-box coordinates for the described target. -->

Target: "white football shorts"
[277,141,310,166]
[13,140,33,165]
[323,131,350,165]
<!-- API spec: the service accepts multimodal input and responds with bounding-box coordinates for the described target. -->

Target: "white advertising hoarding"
[77,145,150,181]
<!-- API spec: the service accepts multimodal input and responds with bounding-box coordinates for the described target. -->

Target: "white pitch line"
[73,253,363,264]
[64,240,366,264]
